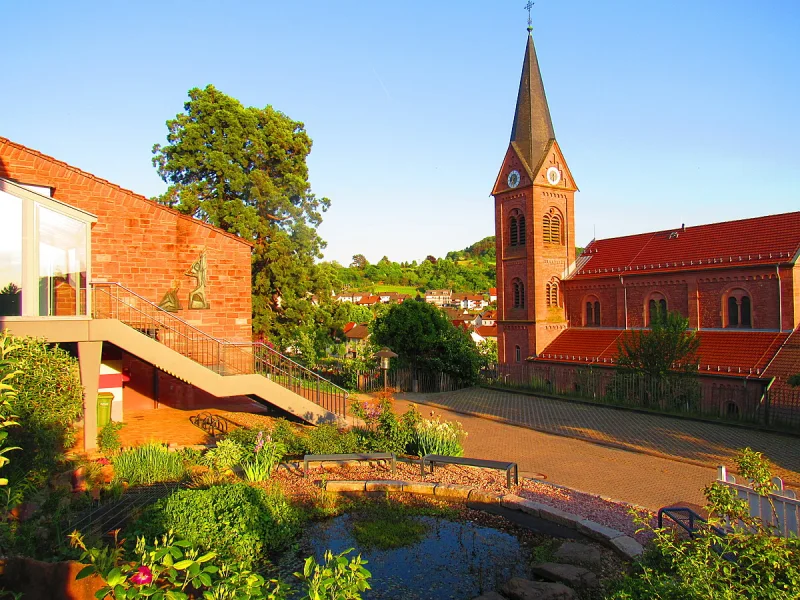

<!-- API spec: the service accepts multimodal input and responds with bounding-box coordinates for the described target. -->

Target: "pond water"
[270,514,532,599]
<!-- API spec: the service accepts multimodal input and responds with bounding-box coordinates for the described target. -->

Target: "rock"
[471,592,508,600]
[433,483,472,499]
[501,494,527,510]
[553,541,602,568]
[468,489,502,504]
[531,563,599,590]
[325,480,366,492]
[71,466,87,492]
[576,518,624,542]
[0,557,105,599]
[501,577,576,600]
[365,480,404,492]
[610,535,644,560]
[403,481,436,495]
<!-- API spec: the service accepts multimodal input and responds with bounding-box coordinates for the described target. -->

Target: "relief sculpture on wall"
[186,251,210,310]
[158,281,182,312]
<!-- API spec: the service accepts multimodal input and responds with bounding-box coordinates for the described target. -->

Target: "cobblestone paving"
[396,387,800,487]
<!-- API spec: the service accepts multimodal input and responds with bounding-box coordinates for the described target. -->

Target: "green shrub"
[0,332,82,481]
[112,443,187,486]
[202,439,246,472]
[413,416,466,457]
[129,483,303,568]
[306,424,359,455]
[350,394,421,455]
[97,421,125,457]
[608,448,800,599]
[270,419,309,456]
[240,432,285,482]
[225,425,260,448]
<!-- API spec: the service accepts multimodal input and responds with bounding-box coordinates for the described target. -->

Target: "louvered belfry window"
[509,216,518,246]
[543,209,563,245]
[546,278,560,307]
[512,278,525,309]
[509,209,525,247]
[519,215,526,244]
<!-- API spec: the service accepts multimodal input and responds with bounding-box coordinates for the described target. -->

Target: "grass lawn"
[367,285,420,295]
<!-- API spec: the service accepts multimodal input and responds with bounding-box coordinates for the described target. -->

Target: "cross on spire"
[524,1,534,33]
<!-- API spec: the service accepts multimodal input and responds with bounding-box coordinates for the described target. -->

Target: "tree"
[616,309,700,378]
[152,85,331,345]
[350,254,368,269]
[372,301,482,383]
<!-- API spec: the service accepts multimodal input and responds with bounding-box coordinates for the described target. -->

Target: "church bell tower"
[492,30,578,364]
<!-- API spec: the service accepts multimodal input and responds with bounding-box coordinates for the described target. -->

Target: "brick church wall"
[0,139,252,342]
[697,271,780,330]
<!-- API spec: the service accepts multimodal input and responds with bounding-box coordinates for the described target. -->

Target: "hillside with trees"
[325,236,497,295]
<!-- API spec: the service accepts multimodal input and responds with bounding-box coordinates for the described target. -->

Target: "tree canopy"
[616,309,700,378]
[371,301,482,383]
[152,85,331,344]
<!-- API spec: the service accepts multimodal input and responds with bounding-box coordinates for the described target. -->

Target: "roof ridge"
[0,136,254,248]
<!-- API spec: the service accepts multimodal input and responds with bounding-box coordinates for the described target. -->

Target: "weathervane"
[524,1,534,33]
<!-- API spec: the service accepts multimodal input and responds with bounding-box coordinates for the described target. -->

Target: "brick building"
[493,34,800,392]
[0,137,340,449]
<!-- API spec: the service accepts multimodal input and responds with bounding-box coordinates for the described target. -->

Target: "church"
[492,31,800,395]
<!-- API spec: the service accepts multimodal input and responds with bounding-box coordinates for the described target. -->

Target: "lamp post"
[374,347,398,392]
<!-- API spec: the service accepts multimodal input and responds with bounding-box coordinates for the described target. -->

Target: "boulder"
[501,577,576,600]
[553,541,602,568]
[610,535,644,559]
[0,557,105,599]
[531,563,599,590]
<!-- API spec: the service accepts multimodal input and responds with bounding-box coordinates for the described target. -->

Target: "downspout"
[776,265,783,331]
[620,275,628,330]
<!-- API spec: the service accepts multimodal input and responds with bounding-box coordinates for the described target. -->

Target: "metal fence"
[480,362,800,430]
[321,366,471,394]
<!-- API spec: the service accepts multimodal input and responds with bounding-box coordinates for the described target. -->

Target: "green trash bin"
[97,392,114,429]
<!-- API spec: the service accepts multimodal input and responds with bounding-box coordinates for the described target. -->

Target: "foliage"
[608,448,800,599]
[130,483,302,568]
[413,415,466,457]
[113,443,187,486]
[97,421,126,457]
[152,85,331,350]
[788,373,800,387]
[0,336,21,487]
[372,301,482,383]
[476,339,498,367]
[240,431,286,482]
[350,392,421,455]
[202,439,247,473]
[350,504,427,550]
[269,419,310,456]
[305,424,358,455]
[616,310,700,378]
[0,332,83,483]
[70,529,286,600]
[294,549,371,600]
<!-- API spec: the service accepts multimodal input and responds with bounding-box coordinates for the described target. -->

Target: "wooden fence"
[717,466,799,537]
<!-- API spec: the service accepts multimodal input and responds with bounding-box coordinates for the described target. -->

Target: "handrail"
[90,282,348,416]
[657,506,726,539]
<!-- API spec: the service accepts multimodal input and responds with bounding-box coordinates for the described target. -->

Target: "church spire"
[509,32,555,176]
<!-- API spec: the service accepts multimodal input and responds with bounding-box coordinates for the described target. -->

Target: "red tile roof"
[572,212,800,279]
[763,327,800,390]
[475,325,498,338]
[536,328,790,377]
[345,324,370,340]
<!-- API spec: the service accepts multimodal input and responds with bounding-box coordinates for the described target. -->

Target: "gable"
[532,140,578,192]
[492,144,535,196]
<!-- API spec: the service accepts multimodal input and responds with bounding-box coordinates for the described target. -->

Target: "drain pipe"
[776,265,783,331]
[620,275,628,329]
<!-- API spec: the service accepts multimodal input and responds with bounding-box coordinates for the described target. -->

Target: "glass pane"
[741,296,751,328]
[728,296,739,327]
[0,192,23,316]
[37,204,87,316]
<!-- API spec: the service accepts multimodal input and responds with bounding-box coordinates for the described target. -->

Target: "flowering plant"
[240,431,286,482]
[70,529,285,599]
[414,415,467,457]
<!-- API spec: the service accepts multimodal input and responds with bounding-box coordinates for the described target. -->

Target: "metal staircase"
[90,282,348,417]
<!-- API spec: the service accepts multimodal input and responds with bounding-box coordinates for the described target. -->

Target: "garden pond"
[268,511,536,599]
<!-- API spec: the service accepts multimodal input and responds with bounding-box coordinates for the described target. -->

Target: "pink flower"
[129,565,153,585]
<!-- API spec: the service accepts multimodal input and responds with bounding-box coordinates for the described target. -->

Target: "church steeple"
[509,33,555,176]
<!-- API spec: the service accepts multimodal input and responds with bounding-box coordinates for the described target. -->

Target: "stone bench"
[303,452,396,477]
[421,454,519,488]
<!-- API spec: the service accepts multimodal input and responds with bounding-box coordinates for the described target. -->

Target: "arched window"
[647,292,667,326]
[509,216,518,246]
[509,209,525,247]
[584,295,601,326]
[725,289,752,328]
[515,345,521,363]
[511,278,525,309]
[546,278,560,308]
[543,208,563,245]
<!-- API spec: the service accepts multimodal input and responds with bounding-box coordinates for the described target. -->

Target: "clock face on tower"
[546,166,562,186]
[507,170,521,188]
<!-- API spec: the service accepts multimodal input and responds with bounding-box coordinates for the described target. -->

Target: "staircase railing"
[90,282,349,416]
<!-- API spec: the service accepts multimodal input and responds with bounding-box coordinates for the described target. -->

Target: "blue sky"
[2,1,798,265]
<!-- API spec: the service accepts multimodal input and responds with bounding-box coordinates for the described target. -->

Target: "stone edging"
[323,480,645,561]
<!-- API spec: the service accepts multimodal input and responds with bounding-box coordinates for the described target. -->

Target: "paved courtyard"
[391,387,800,511]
